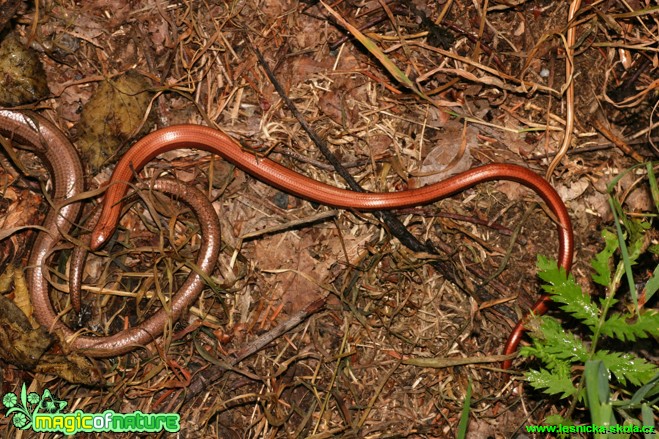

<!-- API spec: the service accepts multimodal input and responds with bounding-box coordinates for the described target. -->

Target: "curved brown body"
[1,113,573,363]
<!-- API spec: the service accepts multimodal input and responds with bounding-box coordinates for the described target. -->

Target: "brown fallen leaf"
[0,270,104,386]
[35,353,105,387]
[75,70,153,171]
[0,33,49,106]
[0,292,53,369]
[409,121,476,188]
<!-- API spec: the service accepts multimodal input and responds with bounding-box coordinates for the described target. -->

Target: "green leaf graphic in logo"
[37,389,67,414]
[27,392,41,405]
[2,392,18,408]
[3,384,66,430]
[11,412,28,428]
[3,384,34,430]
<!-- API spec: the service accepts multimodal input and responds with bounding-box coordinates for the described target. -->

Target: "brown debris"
[0,33,49,105]
[0,0,656,437]
[75,70,154,172]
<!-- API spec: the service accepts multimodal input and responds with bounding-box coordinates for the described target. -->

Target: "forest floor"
[0,0,656,437]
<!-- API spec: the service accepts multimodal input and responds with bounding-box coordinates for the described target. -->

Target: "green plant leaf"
[526,368,578,398]
[545,413,572,426]
[647,161,659,213]
[585,360,614,434]
[607,195,638,305]
[537,256,599,328]
[624,372,659,406]
[641,403,656,438]
[642,263,659,305]
[522,316,589,378]
[591,229,618,287]
[536,317,590,362]
[600,310,659,341]
[592,350,659,387]
[456,377,472,439]
[521,344,575,376]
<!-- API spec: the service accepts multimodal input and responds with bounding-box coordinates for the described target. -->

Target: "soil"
[0,0,656,437]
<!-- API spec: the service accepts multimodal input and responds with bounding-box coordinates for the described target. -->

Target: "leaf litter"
[0,0,656,437]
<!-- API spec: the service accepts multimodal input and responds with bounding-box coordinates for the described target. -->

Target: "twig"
[546,0,581,178]
[256,40,521,311]
[239,210,339,241]
[174,298,327,410]
[251,45,479,297]
[592,117,645,163]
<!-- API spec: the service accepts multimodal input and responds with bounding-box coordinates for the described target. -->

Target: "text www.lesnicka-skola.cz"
[526,423,654,434]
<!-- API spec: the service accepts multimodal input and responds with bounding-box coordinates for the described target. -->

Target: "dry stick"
[175,298,327,409]
[274,146,370,170]
[252,47,463,281]
[546,0,581,179]
[592,117,645,163]
[528,139,657,160]
[175,43,514,410]
[252,47,516,304]
[260,37,473,282]
[239,210,340,241]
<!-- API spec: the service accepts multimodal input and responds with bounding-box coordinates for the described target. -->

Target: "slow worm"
[69,179,221,356]
[0,111,220,356]
[90,124,574,367]
[0,112,573,366]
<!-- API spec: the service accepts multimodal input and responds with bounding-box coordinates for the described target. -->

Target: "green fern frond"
[526,368,578,398]
[533,317,590,363]
[522,316,590,376]
[591,350,659,387]
[591,229,618,287]
[526,162,657,427]
[521,343,574,374]
[628,220,651,259]
[600,310,659,341]
[537,256,599,328]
